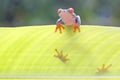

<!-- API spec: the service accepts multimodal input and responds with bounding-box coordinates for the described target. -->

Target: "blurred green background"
[0,0,120,27]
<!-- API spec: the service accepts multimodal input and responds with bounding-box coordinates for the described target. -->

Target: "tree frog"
[55,8,81,33]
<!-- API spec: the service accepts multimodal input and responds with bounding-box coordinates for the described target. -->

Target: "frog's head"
[57,8,74,18]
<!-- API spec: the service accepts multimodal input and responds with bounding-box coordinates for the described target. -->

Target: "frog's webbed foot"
[74,23,80,32]
[55,24,64,33]
[74,15,81,32]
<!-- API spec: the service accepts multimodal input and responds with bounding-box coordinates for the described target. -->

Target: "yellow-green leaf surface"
[2,78,120,80]
[0,25,120,77]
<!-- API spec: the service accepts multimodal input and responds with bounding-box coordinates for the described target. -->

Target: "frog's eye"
[58,9,61,14]
[69,8,74,13]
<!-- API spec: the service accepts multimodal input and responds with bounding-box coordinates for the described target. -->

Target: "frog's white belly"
[61,14,75,25]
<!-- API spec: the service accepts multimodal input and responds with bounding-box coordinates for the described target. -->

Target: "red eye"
[58,9,61,14]
[69,8,74,13]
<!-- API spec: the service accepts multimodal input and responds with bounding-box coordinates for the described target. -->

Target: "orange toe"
[74,24,80,32]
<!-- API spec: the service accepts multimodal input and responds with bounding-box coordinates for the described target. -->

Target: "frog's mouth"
[59,12,71,17]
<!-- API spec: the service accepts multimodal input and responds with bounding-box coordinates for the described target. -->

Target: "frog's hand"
[55,24,64,33]
[74,15,81,32]
[55,18,64,33]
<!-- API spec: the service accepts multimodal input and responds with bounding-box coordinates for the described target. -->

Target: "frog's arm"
[74,15,81,32]
[56,18,62,25]
[75,15,81,27]
[55,18,64,33]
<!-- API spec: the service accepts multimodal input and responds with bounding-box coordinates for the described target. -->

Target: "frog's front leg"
[74,15,81,32]
[55,18,64,33]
